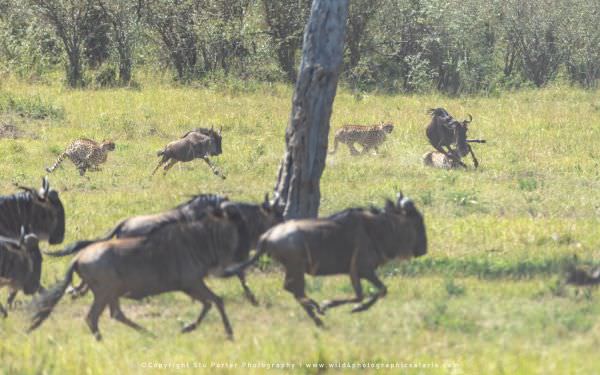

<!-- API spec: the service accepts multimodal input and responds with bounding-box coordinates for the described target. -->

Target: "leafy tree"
[30,0,96,87]
[261,0,311,82]
[97,0,144,84]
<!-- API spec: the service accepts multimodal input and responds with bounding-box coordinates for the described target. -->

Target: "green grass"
[1,76,599,374]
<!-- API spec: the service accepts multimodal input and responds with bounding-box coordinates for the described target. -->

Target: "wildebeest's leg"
[283,269,324,327]
[180,299,211,334]
[351,272,387,313]
[183,281,233,339]
[433,144,467,168]
[201,157,226,179]
[67,280,89,299]
[162,159,178,175]
[237,272,259,306]
[467,145,479,168]
[151,157,168,176]
[85,294,109,341]
[0,302,7,318]
[7,290,17,309]
[321,261,364,312]
[109,299,152,335]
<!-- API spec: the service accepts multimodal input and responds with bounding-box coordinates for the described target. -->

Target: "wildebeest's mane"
[0,190,34,205]
[181,127,219,139]
[326,206,381,221]
[172,193,227,211]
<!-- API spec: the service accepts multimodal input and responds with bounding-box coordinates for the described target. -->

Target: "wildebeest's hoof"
[181,323,197,333]
[350,304,370,313]
[93,332,102,341]
[314,318,325,327]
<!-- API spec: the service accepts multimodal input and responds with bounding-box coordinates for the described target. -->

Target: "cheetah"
[329,122,394,156]
[46,138,115,176]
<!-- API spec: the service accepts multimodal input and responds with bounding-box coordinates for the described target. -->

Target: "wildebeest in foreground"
[152,127,225,178]
[0,177,65,245]
[426,108,484,168]
[0,228,42,317]
[224,193,427,327]
[0,177,64,307]
[46,194,283,305]
[30,207,248,340]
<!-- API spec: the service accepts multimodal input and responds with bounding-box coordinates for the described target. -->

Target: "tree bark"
[274,0,349,219]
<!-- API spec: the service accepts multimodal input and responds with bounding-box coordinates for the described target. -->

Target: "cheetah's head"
[101,140,116,151]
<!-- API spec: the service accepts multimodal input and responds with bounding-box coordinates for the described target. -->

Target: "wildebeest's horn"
[466,114,472,123]
[42,176,49,198]
[263,192,270,208]
[396,191,404,205]
[19,226,26,246]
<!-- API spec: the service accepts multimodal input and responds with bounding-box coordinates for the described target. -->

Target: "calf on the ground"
[152,127,225,178]
[422,151,462,169]
[0,228,42,318]
[224,193,427,327]
[29,207,248,340]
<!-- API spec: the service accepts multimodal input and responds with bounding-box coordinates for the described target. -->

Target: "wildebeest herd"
[7,107,593,342]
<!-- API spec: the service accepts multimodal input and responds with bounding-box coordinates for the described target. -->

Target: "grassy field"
[1,76,599,374]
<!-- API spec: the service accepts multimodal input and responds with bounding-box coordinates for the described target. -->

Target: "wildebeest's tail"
[44,240,97,257]
[45,152,67,173]
[223,239,268,277]
[29,261,77,332]
[45,221,125,257]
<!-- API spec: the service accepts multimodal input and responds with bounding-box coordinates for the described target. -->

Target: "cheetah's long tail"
[46,152,67,173]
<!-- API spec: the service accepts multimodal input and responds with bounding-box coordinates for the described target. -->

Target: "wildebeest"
[224,193,427,327]
[426,108,483,168]
[0,228,42,318]
[46,193,283,305]
[0,177,64,307]
[152,127,225,178]
[0,177,65,245]
[30,207,249,340]
[566,266,600,286]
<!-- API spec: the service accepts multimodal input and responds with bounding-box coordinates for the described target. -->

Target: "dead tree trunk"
[274,0,349,219]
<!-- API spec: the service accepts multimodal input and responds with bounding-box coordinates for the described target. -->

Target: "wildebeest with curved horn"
[0,227,42,318]
[0,177,65,244]
[30,206,251,340]
[224,193,427,327]
[152,127,225,178]
[426,108,483,168]
[0,177,64,307]
[46,193,283,305]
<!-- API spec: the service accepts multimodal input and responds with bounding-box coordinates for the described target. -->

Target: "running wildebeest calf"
[30,207,250,340]
[426,108,483,168]
[0,177,64,307]
[224,193,427,327]
[152,127,225,178]
[46,194,283,305]
[0,228,42,318]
